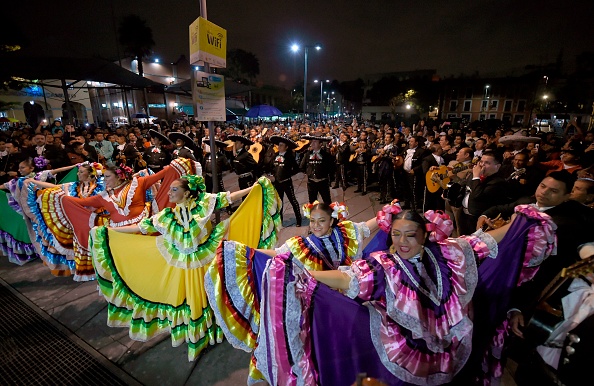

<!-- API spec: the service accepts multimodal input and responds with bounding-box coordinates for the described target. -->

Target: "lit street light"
[291,43,322,120]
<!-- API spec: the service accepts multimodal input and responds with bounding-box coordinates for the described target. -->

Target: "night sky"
[9,0,594,86]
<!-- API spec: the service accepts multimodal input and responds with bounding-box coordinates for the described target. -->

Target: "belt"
[238,172,253,178]
[278,177,292,183]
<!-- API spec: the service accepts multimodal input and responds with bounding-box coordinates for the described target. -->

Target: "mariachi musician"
[299,134,334,204]
[332,132,352,190]
[143,129,172,173]
[201,137,230,194]
[372,131,399,204]
[352,139,371,195]
[267,135,302,227]
[228,134,258,192]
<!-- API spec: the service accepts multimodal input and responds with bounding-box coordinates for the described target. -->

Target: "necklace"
[393,247,443,306]
[78,181,95,198]
[174,201,193,230]
[107,181,131,209]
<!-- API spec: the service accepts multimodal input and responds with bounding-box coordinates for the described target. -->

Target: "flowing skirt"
[89,178,282,361]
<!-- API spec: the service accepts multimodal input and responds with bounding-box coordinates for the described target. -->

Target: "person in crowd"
[500,151,544,201]
[299,135,334,204]
[422,143,446,211]
[169,132,198,162]
[458,150,508,236]
[569,177,594,207]
[474,170,594,385]
[402,135,430,210]
[228,134,258,193]
[143,129,172,173]
[228,201,526,385]
[36,158,201,281]
[201,137,230,195]
[353,138,371,195]
[0,158,79,265]
[373,131,398,204]
[205,201,378,382]
[332,132,352,190]
[88,130,114,164]
[90,175,279,361]
[24,162,105,277]
[267,135,302,227]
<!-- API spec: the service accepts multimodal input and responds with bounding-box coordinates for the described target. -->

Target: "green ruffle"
[256,176,282,249]
[140,192,231,269]
[90,226,223,361]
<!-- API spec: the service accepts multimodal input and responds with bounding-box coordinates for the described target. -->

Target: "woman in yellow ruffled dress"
[89,175,282,361]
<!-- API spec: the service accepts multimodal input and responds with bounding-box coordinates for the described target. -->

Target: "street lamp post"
[314,79,329,121]
[291,43,321,121]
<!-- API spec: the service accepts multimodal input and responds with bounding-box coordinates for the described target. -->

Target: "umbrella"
[245,104,283,118]
[0,117,10,123]
[131,113,149,119]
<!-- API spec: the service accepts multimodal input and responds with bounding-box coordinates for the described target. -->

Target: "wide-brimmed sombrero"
[202,137,228,149]
[269,135,298,150]
[300,134,332,142]
[227,135,254,146]
[498,133,541,145]
[148,129,173,145]
[168,132,200,154]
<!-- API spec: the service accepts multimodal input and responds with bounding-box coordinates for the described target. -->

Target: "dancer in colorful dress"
[253,201,556,386]
[39,157,201,281]
[89,175,282,361]
[252,203,507,385]
[23,162,105,277]
[0,157,78,265]
[204,201,379,382]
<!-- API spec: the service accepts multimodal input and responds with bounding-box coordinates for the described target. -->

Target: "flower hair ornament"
[182,174,206,193]
[329,202,349,221]
[424,210,454,242]
[34,156,49,170]
[115,164,134,180]
[376,199,402,233]
[302,201,317,219]
[79,161,104,177]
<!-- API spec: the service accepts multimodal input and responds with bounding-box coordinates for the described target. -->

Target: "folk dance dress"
[23,174,105,277]
[89,176,282,361]
[0,169,77,265]
[251,231,498,386]
[40,158,201,281]
[204,220,370,383]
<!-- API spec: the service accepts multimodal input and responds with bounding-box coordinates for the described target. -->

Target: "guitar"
[524,255,594,346]
[294,139,310,152]
[443,182,466,207]
[425,162,474,193]
[249,142,263,163]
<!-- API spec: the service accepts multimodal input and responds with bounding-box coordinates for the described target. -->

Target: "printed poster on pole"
[193,72,226,121]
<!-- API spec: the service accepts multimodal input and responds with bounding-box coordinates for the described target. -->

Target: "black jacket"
[300,149,334,180]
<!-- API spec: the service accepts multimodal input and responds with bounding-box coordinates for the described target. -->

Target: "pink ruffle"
[514,205,557,285]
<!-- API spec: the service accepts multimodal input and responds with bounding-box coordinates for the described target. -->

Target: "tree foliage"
[118,14,155,77]
[222,49,260,84]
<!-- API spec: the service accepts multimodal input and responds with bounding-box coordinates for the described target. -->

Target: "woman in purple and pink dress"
[253,202,514,386]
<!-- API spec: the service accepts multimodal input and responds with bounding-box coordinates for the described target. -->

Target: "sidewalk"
[0,171,517,385]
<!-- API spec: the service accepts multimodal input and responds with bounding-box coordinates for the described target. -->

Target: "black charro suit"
[421,153,445,211]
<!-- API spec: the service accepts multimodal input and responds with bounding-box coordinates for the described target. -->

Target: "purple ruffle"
[0,230,38,265]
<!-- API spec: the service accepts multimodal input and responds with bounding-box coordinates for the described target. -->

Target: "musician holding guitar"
[472,171,594,385]
[373,132,399,204]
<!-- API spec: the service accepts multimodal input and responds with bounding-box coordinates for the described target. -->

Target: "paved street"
[0,171,517,386]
